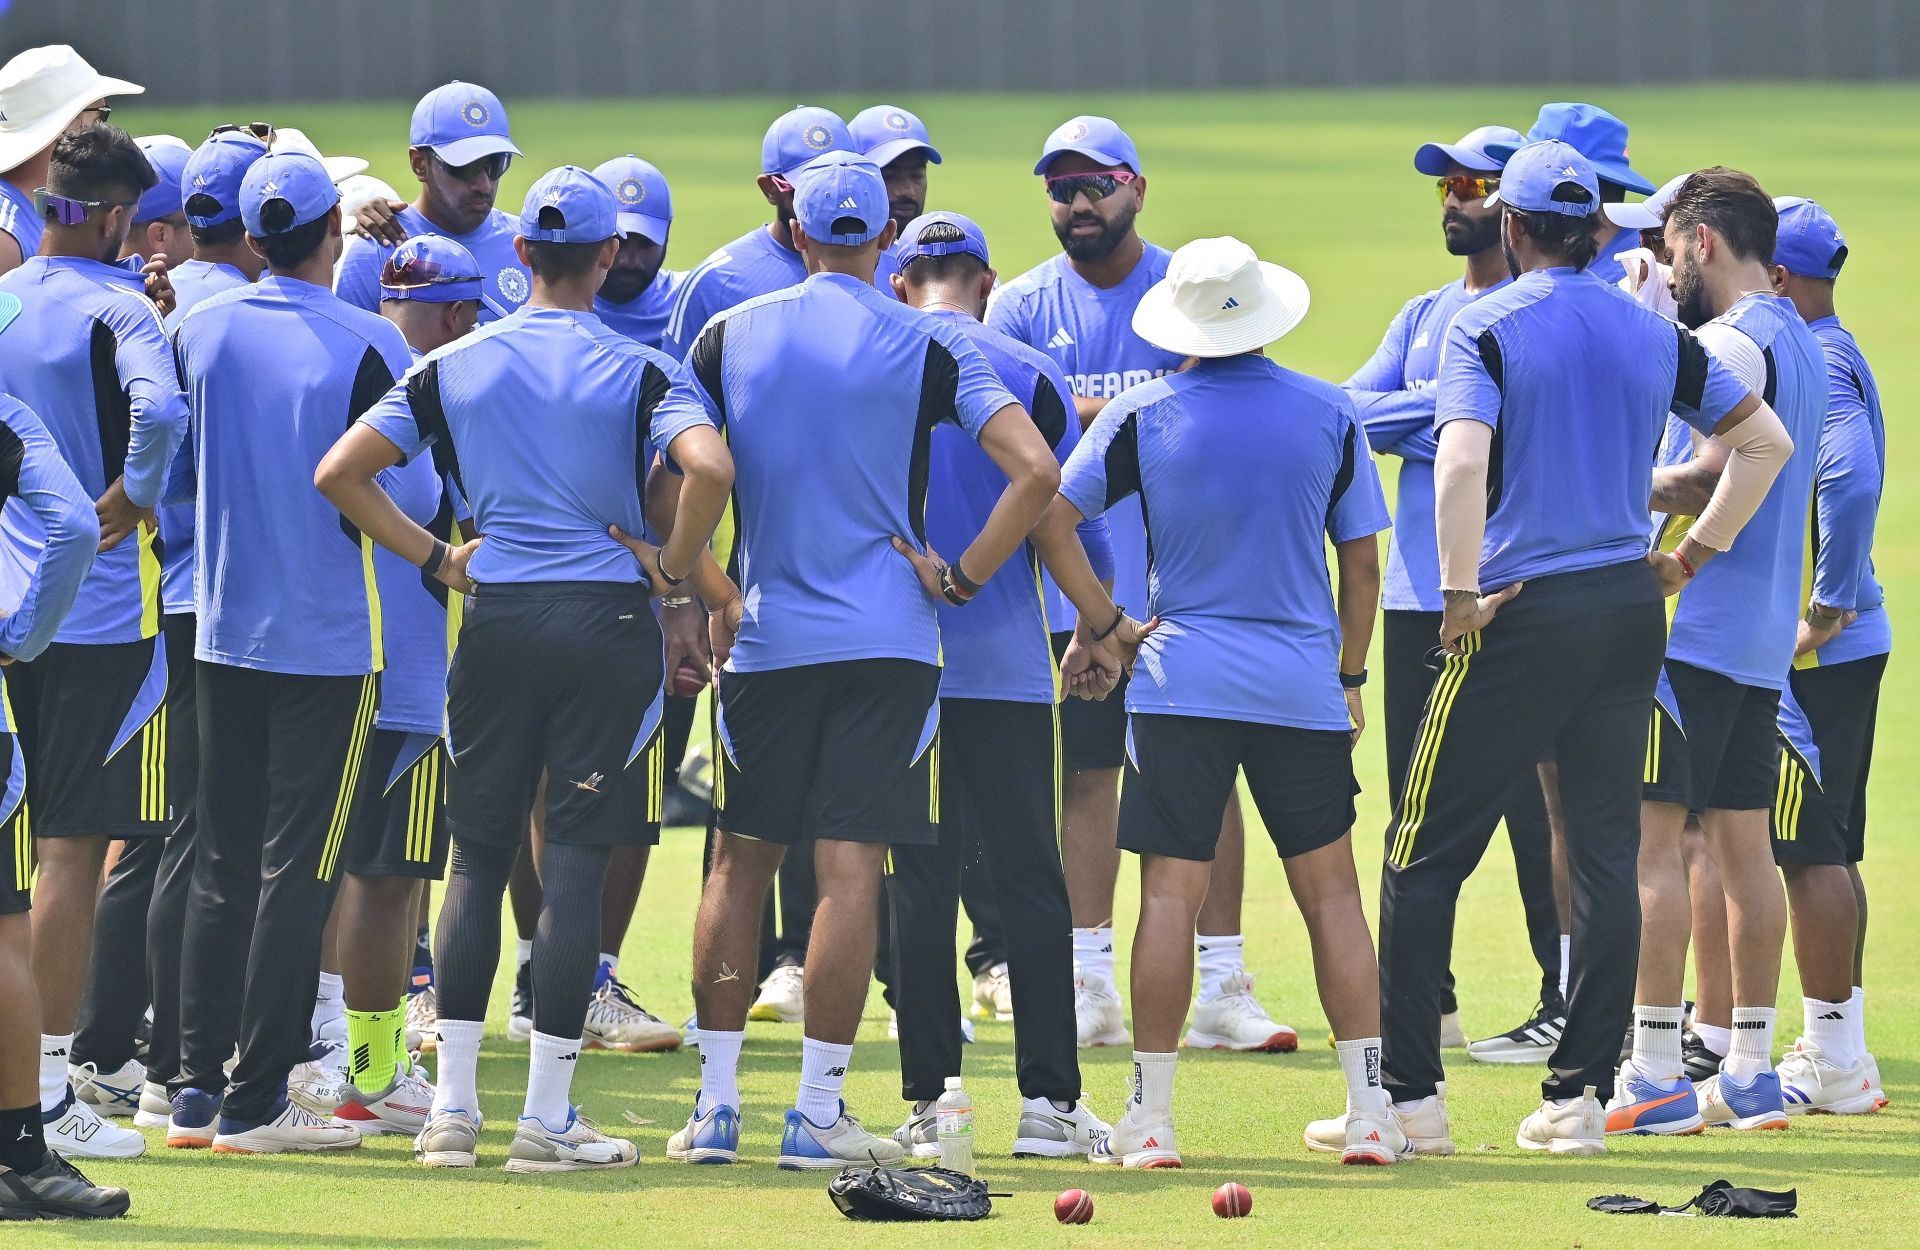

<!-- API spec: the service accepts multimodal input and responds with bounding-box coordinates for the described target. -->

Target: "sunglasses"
[80,104,112,123]
[379,253,474,290]
[1044,169,1137,205]
[435,152,512,182]
[1435,175,1499,203]
[211,121,273,141]
[766,173,795,194]
[33,188,128,226]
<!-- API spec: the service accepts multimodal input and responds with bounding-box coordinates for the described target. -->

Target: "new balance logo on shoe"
[1046,328,1075,350]
[59,1113,99,1142]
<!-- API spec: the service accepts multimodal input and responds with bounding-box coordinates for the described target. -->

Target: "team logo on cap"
[461,99,491,128]
[615,177,645,205]
[1067,121,1090,141]
[803,124,833,150]
[498,268,529,304]
[884,111,909,131]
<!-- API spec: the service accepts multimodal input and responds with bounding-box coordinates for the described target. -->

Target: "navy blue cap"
[1484,141,1599,218]
[240,151,340,237]
[894,210,989,268]
[517,165,624,244]
[792,151,888,246]
[134,135,192,223]
[1773,196,1847,279]
[591,155,672,244]
[1413,125,1524,176]
[850,105,942,168]
[380,234,483,304]
[182,130,268,228]
[409,81,522,167]
[762,106,853,177]
[1486,103,1654,195]
[1034,115,1141,176]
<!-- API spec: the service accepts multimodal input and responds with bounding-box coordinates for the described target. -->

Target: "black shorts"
[1119,712,1357,862]
[1773,653,1886,866]
[447,582,665,849]
[1052,630,1127,771]
[3,635,172,838]
[161,614,199,837]
[1644,659,1781,813]
[0,733,28,914]
[341,729,449,879]
[714,658,940,847]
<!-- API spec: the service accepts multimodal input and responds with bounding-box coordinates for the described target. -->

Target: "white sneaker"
[213,1100,362,1154]
[1013,1097,1111,1159]
[70,1058,146,1118]
[288,1053,345,1117]
[44,1092,147,1159]
[1776,1039,1885,1115]
[1183,970,1298,1052]
[584,977,682,1052]
[508,961,534,1042]
[1515,1086,1606,1156]
[505,1107,638,1173]
[972,963,1013,1022]
[1439,1011,1468,1049]
[415,1107,483,1168]
[1074,969,1129,1048]
[1304,1083,1455,1156]
[1088,1106,1180,1168]
[891,1101,940,1160]
[332,1069,435,1135]
[748,965,805,1024]
[134,1080,172,1130]
[779,1103,907,1169]
[1340,1110,1409,1165]
[1864,1053,1887,1108]
[406,988,439,1054]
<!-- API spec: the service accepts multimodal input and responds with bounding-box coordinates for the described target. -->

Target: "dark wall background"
[3,0,1913,104]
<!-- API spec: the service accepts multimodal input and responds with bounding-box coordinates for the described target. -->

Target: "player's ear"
[755,174,781,209]
[513,234,533,268]
[877,219,898,251]
[977,267,996,305]
[791,220,811,258]
[1132,173,1146,209]
[888,271,907,301]
[1768,264,1789,296]
[599,235,621,272]
[408,146,432,183]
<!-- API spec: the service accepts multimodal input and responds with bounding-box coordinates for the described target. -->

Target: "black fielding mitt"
[828,1165,993,1221]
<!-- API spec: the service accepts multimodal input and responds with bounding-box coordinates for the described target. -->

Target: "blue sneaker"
[777,1102,906,1170]
[1605,1067,1704,1136]
[1698,1069,1790,1131]
[166,1087,222,1149]
[666,1098,740,1164]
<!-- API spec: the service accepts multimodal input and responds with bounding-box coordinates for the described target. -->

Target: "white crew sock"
[1725,1006,1776,1081]
[1804,996,1856,1068]
[524,1031,581,1128]
[515,938,533,965]
[599,952,619,976]
[796,1037,853,1126]
[1194,934,1244,1002]
[1129,1050,1177,1116]
[1335,1037,1390,1118]
[1072,927,1117,989]
[1852,986,1867,1058]
[313,971,345,1040]
[1694,1021,1733,1058]
[1557,935,1572,1002]
[40,1033,73,1112]
[697,1028,744,1112]
[430,1019,483,1116]
[1630,1005,1685,1081]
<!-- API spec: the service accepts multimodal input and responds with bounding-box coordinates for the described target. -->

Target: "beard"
[1500,232,1521,280]
[599,260,663,305]
[1054,199,1137,263]
[1671,257,1712,329]
[889,197,924,233]
[1443,211,1501,258]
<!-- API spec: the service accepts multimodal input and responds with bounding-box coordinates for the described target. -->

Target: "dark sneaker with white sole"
[1466,1000,1566,1064]
[0,1152,130,1220]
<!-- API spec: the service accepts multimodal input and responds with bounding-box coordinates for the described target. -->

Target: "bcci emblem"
[461,99,490,128]
[1067,120,1090,141]
[616,177,645,205]
[497,267,529,305]
[884,111,909,131]
[803,124,832,150]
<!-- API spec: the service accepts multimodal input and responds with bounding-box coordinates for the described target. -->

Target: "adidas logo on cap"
[837,197,859,209]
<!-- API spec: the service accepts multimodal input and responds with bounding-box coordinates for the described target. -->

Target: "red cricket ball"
[670,662,706,696]
[1212,1182,1252,1218]
[1055,1188,1094,1224]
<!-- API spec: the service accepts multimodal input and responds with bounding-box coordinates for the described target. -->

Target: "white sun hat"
[271,127,369,184]
[0,45,143,173]
[1131,236,1310,357]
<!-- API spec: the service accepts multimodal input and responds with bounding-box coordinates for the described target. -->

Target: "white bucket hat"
[1131,236,1310,357]
[270,127,369,185]
[0,45,143,173]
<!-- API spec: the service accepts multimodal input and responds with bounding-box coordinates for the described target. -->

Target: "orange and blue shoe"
[1698,1069,1790,1131]
[1605,1067,1704,1136]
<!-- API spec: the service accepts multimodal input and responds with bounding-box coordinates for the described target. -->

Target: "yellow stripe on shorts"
[139,705,167,823]
[1644,705,1661,786]
[1389,631,1479,868]
[1774,749,1807,842]
[406,745,440,863]
[318,674,379,881]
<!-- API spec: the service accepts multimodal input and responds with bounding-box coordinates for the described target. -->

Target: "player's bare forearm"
[1650,461,1719,515]
[1073,394,1106,431]
[659,426,734,590]
[1434,420,1492,592]
[1335,534,1380,676]
[315,426,435,566]
[960,404,1061,586]
[1032,497,1119,625]
[643,457,682,540]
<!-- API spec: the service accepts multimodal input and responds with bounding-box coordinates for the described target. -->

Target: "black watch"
[1340,669,1368,689]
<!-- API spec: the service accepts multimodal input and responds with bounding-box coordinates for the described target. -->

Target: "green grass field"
[20,84,1920,1247]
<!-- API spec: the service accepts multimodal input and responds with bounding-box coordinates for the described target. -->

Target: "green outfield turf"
[19,83,1918,1247]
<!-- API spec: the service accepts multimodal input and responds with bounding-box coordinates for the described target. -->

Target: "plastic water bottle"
[934,1076,974,1174]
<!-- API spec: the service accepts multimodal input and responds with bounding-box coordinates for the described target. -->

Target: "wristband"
[660,595,695,608]
[947,560,984,596]
[1673,548,1697,579]
[1807,603,1844,623]
[1442,587,1480,602]
[939,563,975,607]
[1091,605,1126,643]
[420,541,449,576]
[1340,669,1368,690]
[655,552,687,588]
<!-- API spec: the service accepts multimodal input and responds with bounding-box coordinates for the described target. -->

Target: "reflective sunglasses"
[1044,169,1137,205]
[766,173,795,194]
[1435,174,1499,203]
[79,104,112,124]
[211,121,274,141]
[435,152,512,182]
[33,188,128,226]
[379,252,474,290]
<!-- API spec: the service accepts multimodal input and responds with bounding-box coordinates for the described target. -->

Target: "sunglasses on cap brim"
[1044,169,1136,205]
[434,152,513,182]
[1436,175,1499,202]
[33,188,129,227]
[379,253,478,290]
[211,121,274,141]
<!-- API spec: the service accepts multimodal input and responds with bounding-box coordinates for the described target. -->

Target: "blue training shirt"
[0,394,98,662]
[0,182,43,263]
[359,305,708,587]
[1798,315,1890,668]
[1657,294,1825,691]
[0,256,187,644]
[923,309,1112,704]
[595,270,684,353]
[661,225,807,361]
[1588,223,1641,287]
[1436,267,1750,590]
[1060,354,1389,730]
[1345,276,1506,612]
[336,207,530,323]
[988,243,1182,625]
[658,271,1018,673]
[174,274,413,675]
